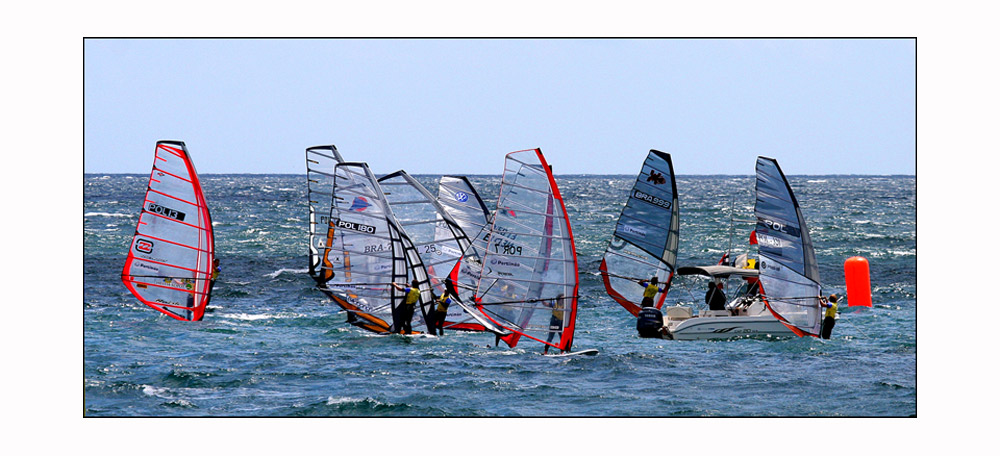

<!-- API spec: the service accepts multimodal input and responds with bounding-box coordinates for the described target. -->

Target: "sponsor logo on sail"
[454,191,469,202]
[147,203,186,221]
[491,258,522,268]
[646,169,667,185]
[135,262,160,273]
[633,190,671,209]
[759,261,782,272]
[135,239,154,254]
[620,224,647,238]
[349,197,371,212]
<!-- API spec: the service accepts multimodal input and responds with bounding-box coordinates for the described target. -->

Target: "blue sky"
[84,39,914,175]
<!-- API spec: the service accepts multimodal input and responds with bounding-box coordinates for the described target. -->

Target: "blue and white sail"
[599,150,680,316]
[754,156,823,337]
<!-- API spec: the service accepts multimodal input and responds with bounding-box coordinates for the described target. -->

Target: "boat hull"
[665,314,794,340]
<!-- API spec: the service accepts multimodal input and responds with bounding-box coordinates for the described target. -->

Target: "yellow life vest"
[436,294,451,313]
[405,287,420,305]
[643,283,660,299]
[824,301,838,318]
[551,304,564,321]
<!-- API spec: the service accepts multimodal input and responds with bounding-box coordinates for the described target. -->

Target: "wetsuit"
[398,287,420,334]
[545,301,564,345]
[433,293,452,335]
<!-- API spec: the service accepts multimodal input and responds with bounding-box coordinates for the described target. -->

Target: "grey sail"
[754,156,822,337]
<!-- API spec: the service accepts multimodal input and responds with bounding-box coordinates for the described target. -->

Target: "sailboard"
[754,156,823,337]
[122,140,215,321]
[317,162,432,334]
[377,171,504,334]
[544,348,599,358]
[305,145,345,284]
[599,150,680,317]
[470,149,580,353]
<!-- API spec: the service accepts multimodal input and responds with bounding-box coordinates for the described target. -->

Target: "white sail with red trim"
[471,149,579,352]
[122,141,215,321]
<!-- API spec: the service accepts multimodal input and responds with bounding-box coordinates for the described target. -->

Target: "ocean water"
[84,173,915,417]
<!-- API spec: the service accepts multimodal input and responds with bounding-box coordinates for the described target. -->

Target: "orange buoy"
[844,256,872,307]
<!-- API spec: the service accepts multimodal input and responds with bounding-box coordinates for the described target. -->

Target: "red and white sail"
[471,149,579,352]
[122,141,215,321]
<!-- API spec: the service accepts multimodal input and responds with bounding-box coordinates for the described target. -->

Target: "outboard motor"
[636,306,664,338]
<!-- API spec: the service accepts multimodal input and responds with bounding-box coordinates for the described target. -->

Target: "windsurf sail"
[436,175,492,256]
[378,171,504,333]
[471,149,579,352]
[754,156,823,337]
[318,162,432,334]
[306,145,345,284]
[122,140,215,321]
[599,150,680,317]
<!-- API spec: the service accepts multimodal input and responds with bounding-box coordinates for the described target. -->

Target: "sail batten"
[122,141,215,322]
[600,150,680,317]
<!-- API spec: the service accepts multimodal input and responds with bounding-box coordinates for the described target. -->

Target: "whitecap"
[85,212,132,218]
[141,385,170,397]
[222,312,304,321]
[326,396,368,405]
[265,268,308,278]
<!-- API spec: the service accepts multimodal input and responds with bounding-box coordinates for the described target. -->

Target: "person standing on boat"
[543,294,565,354]
[705,281,727,311]
[391,280,421,334]
[820,294,839,339]
[637,276,666,308]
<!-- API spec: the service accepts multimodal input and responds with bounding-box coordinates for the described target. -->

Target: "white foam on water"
[265,268,308,278]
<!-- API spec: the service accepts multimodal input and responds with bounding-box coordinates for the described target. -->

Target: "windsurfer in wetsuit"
[431,278,458,336]
[543,294,565,354]
[391,280,421,334]
[820,294,838,339]
[637,276,665,307]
